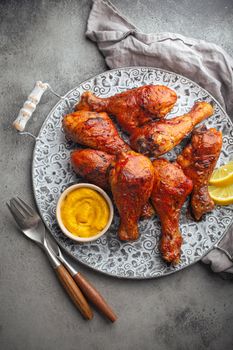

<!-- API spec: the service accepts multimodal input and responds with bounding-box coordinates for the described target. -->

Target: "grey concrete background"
[1,1,233,349]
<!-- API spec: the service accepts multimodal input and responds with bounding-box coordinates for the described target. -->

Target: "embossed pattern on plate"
[32,67,233,279]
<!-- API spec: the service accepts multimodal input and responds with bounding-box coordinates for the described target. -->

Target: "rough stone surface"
[0,1,233,350]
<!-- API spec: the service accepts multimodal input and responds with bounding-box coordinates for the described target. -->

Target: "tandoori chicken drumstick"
[109,151,154,240]
[63,110,130,154]
[130,101,214,157]
[177,125,222,220]
[75,85,177,133]
[151,159,193,264]
[71,149,155,219]
[71,149,114,190]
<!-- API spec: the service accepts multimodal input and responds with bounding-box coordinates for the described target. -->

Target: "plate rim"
[32,66,233,279]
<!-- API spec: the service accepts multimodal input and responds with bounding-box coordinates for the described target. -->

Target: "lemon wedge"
[208,183,233,205]
[209,161,233,186]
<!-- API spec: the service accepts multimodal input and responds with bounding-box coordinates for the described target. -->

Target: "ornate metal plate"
[32,67,233,279]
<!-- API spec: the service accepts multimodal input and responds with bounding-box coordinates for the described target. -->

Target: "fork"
[7,197,93,320]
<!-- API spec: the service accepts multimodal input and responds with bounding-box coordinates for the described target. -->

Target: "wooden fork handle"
[55,265,93,320]
[73,272,117,322]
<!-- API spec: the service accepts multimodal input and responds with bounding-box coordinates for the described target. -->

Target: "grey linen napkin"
[86,0,233,275]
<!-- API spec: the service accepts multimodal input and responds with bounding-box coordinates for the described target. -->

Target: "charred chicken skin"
[71,149,114,190]
[109,151,154,240]
[75,85,177,133]
[151,159,193,264]
[139,200,155,220]
[71,148,155,219]
[130,102,214,157]
[63,110,130,154]
[177,125,222,221]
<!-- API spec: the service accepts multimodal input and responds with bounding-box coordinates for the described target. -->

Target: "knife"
[46,234,117,322]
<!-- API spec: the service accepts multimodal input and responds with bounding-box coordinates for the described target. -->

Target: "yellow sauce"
[60,187,110,238]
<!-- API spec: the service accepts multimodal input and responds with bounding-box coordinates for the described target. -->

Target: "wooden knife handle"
[73,272,117,322]
[55,265,93,320]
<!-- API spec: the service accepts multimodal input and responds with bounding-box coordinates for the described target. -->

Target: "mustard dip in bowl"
[56,183,114,242]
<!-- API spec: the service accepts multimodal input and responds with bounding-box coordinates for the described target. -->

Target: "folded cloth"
[87,0,233,114]
[86,0,233,275]
[202,223,233,277]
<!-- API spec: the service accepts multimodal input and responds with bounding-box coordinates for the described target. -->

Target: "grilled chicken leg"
[71,149,114,190]
[151,159,193,264]
[63,111,130,154]
[109,151,154,240]
[130,102,214,157]
[71,149,155,219]
[177,125,222,220]
[75,85,177,133]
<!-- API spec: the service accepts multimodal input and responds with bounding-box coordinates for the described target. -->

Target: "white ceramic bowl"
[56,183,114,242]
